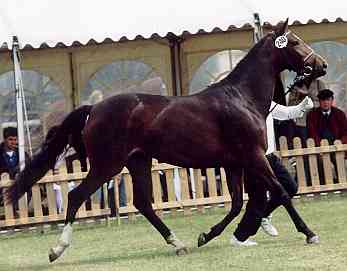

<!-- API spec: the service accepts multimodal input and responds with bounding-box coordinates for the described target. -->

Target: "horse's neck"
[225,37,278,117]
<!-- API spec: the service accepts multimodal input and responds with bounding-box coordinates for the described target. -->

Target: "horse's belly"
[148,134,228,168]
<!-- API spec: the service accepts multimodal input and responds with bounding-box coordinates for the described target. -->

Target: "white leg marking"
[166,231,188,255]
[49,223,73,261]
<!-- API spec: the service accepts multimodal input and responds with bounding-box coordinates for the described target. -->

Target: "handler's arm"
[270,96,313,121]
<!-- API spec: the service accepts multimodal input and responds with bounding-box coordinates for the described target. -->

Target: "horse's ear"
[275,18,289,36]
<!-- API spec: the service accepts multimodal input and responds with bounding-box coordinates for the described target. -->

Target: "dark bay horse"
[5,19,327,262]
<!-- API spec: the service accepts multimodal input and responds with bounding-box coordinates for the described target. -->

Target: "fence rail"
[278,137,347,194]
[1,137,346,229]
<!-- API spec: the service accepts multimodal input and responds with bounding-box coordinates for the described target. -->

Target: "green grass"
[1,195,347,271]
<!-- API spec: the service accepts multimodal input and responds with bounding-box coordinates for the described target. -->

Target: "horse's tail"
[5,105,92,204]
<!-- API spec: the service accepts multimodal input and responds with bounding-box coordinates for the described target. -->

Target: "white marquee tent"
[0,0,346,157]
[0,0,346,48]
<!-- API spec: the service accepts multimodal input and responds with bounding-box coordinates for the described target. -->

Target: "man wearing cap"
[307,89,347,146]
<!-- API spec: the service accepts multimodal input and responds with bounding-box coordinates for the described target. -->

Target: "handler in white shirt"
[231,96,314,247]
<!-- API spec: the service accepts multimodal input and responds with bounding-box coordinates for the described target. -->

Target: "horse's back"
[82,93,171,158]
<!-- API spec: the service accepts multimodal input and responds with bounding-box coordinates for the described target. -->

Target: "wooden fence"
[0,137,346,229]
[278,137,347,194]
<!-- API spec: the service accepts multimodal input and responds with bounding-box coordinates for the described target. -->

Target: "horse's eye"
[291,40,300,46]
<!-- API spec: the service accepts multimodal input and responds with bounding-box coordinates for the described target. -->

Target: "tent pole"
[12,36,27,170]
[253,13,263,43]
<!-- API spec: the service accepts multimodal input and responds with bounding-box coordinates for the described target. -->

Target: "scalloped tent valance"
[0,0,346,49]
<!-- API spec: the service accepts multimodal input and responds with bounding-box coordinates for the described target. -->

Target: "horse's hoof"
[198,232,207,247]
[306,235,319,244]
[176,247,188,256]
[48,248,59,263]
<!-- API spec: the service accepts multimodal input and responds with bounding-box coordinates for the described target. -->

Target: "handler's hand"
[300,96,314,111]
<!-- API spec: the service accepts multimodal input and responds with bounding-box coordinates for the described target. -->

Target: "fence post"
[113,175,121,225]
[45,169,58,221]
[307,138,320,187]
[192,168,205,213]
[164,168,177,215]
[1,173,15,225]
[57,164,69,219]
[334,140,346,184]
[152,170,163,216]
[279,136,290,170]
[321,139,334,185]
[206,168,217,198]
[123,173,136,222]
[220,168,231,211]
[178,168,191,215]
[73,160,87,218]
[31,181,43,222]
[293,137,307,189]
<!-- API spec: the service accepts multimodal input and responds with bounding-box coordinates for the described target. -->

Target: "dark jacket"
[0,142,30,179]
[307,107,347,146]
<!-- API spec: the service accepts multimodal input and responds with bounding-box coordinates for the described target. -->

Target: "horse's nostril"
[323,62,328,69]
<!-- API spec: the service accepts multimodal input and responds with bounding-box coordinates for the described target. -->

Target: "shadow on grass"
[10,242,235,271]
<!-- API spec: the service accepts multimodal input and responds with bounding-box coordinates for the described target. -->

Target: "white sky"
[0,0,346,48]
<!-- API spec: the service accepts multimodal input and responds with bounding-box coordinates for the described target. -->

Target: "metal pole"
[12,36,26,171]
[253,13,263,43]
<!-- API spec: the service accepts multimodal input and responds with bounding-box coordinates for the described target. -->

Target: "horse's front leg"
[198,167,244,247]
[49,169,109,262]
[127,153,188,255]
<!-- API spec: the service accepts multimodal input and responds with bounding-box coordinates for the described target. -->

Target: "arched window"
[0,70,66,150]
[81,60,167,105]
[284,41,347,113]
[311,41,347,113]
[189,49,247,95]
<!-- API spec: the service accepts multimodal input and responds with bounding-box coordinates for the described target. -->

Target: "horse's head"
[272,18,327,81]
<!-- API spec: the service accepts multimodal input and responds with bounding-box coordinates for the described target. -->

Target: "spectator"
[106,174,127,217]
[0,127,30,206]
[0,127,30,178]
[286,79,327,185]
[307,88,347,146]
[307,89,347,183]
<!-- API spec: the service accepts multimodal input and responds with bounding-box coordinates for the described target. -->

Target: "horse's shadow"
[11,243,228,271]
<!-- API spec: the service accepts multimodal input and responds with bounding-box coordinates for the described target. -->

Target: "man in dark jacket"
[307,89,347,146]
[0,127,31,205]
[307,89,347,183]
[0,127,21,179]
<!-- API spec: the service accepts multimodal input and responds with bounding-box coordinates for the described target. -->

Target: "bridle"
[268,73,311,114]
[274,31,318,77]
[268,31,318,114]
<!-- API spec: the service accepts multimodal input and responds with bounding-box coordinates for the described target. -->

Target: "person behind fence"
[230,96,314,247]
[105,174,127,217]
[285,79,327,185]
[306,89,347,182]
[287,79,326,145]
[307,88,347,146]
[0,127,31,205]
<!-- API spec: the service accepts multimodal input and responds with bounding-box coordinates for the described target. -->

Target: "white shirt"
[6,151,15,157]
[266,101,305,154]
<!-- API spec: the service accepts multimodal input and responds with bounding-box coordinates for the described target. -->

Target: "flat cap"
[317,89,334,100]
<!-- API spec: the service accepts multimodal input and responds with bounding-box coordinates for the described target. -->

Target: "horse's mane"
[207,33,272,92]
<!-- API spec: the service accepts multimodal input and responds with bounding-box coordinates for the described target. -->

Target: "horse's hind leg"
[49,167,119,262]
[127,152,188,255]
[252,154,318,244]
[198,167,244,247]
